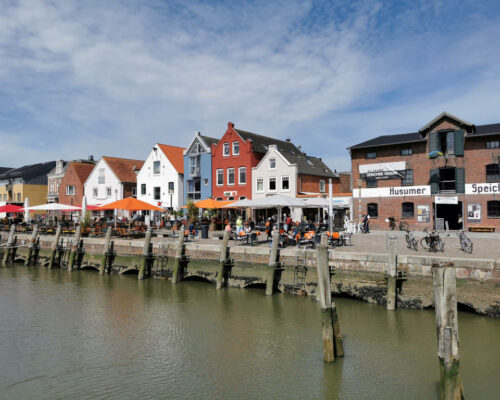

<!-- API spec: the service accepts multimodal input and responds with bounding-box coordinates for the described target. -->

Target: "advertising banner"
[359,162,406,181]
[417,205,430,222]
[467,204,481,221]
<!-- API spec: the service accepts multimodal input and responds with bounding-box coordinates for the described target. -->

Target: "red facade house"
[58,161,96,206]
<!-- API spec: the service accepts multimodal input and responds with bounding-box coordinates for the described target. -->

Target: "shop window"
[486,164,500,182]
[486,141,499,149]
[401,169,414,186]
[402,202,414,218]
[227,168,235,185]
[216,169,223,186]
[401,148,412,156]
[365,152,376,159]
[366,179,377,188]
[487,201,500,218]
[367,203,378,218]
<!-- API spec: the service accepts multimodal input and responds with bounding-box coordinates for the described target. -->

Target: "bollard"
[48,224,62,269]
[25,224,40,266]
[138,228,153,280]
[386,234,397,310]
[265,231,280,296]
[316,244,344,362]
[171,227,186,284]
[432,263,464,400]
[67,225,82,272]
[2,224,16,266]
[99,227,113,275]
[216,231,230,290]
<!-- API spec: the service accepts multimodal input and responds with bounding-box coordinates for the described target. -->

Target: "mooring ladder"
[155,243,169,277]
[294,248,308,291]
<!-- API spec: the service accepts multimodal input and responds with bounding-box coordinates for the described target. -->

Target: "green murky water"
[0,267,498,399]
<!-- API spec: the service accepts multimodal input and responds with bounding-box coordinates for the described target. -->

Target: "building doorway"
[435,202,463,230]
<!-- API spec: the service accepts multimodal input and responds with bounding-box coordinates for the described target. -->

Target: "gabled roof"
[473,123,500,136]
[157,144,185,174]
[102,156,144,183]
[69,162,95,184]
[0,161,56,181]
[419,111,473,133]
[235,129,301,154]
[0,167,13,175]
[349,132,424,150]
[200,135,219,147]
[281,151,336,178]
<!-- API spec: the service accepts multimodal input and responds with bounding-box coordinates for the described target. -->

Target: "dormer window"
[232,142,239,156]
[223,143,230,156]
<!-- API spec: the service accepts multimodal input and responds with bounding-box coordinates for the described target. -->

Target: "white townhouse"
[84,156,144,206]
[136,144,185,210]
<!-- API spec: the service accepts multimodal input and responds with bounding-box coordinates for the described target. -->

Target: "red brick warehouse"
[348,112,500,231]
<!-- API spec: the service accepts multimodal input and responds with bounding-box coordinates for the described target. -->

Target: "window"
[203,179,208,186]
[65,185,75,195]
[227,168,235,185]
[269,177,277,191]
[365,152,376,159]
[216,169,223,186]
[486,141,499,149]
[239,196,246,200]
[141,184,146,195]
[431,168,465,194]
[93,188,98,197]
[17,193,21,202]
[281,176,289,191]
[223,143,230,156]
[232,141,239,155]
[132,187,137,197]
[215,197,223,201]
[153,161,161,175]
[487,201,500,218]
[486,164,500,182]
[98,168,105,184]
[238,167,246,184]
[154,187,161,200]
[401,148,413,156]
[320,180,326,193]
[187,179,201,200]
[402,202,414,218]
[429,130,464,156]
[106,187,112,197]
[168,182,174,193]
[438,167,456,193]
[269,158,276,169]
[367,203,378,218]
[401,169,414,186]
[189,156,200,176]
[256,178,264,192]
[366,179,378,188]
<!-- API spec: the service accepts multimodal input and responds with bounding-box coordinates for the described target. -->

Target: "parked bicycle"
[420,228,444,252]
[405,230,418,251]
[457,230,473,254]
[388,217,409,231]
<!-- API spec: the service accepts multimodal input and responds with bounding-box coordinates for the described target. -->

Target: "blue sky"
[1,0,500,171]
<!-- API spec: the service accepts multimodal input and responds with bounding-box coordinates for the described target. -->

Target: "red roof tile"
[157,144,185,174]
[102,156,144,183]
[69,162,95,184]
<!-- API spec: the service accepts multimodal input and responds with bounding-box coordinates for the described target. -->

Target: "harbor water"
[0,267,498,399]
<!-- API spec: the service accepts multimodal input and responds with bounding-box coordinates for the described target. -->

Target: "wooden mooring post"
[67,224,82,272]
[386,233,397,310]
[99,227,113,275]
[316,243,343,362]
[24,224,39,266]
[265,231,280,296]
[2,224,16,266]
[432,263,465,400]
[216,231,230,290]
[48,224,62,269]
[171,227,185,284]
[138,227,153,280]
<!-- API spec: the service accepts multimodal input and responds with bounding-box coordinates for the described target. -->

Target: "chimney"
[88,155,94,162]
[286,138,291,142]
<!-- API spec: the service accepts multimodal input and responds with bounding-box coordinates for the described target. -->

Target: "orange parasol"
[96,197,164,211]
[182,198,236,209]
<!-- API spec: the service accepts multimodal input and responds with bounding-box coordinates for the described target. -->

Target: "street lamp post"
[357,178,363,230]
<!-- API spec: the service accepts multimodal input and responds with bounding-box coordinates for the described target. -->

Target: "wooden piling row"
[265,231,280,296]
[24,225,39,266]
[216,231,230,290]
[138,228,153,280]
[171,227,185,284]
[2,224,16,266]
[48,224,62,269]
[67,225,82,271]
[99,227,113,275]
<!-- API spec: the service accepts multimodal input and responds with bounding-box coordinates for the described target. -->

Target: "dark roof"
[0,167,13,175]
[285,153,336,178]
[0,161,56,181]
[473,123,500,136]
[235,129,300,154]
[200,135,219,147]
[349,132,424,150]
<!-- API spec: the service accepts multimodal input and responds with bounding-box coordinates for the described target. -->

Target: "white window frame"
[65,185,76,195]
[232,141,239,156]
[269,158,276,170]
[227,168,235,186]
[256,178,264,193]
[238,167,246,185]
[92,188,98,197]
[216,169,223,186]
[281,176,290,192]
[320,180,326,193]
[223,143,230,157]
[269,177,277,192]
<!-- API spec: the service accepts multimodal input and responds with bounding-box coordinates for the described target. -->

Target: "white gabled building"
[136,144,185,210]
[84,156,144,206]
